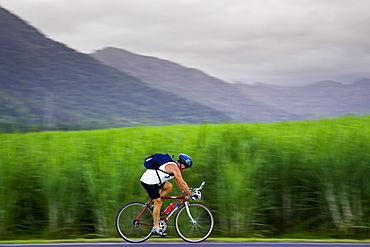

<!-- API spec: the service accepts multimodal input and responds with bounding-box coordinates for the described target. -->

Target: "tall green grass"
[0,115,369,239]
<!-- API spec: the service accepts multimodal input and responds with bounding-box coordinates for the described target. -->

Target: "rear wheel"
[116,202,153,243]
[175,203,214,242]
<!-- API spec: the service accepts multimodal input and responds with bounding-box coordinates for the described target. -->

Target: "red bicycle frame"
[136,195,187,226]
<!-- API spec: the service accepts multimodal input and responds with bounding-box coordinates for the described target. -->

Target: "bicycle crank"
[159,219,167,232]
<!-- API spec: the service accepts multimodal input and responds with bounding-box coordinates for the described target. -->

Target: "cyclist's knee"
[163,181,172,191]
[153,198,162,207]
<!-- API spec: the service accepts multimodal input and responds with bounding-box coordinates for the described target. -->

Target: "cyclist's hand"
[189,193,199,201]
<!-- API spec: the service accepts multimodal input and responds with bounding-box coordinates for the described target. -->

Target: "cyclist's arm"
[166,163,192,196]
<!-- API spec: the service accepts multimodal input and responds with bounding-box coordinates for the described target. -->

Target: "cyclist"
[140,153,198,237]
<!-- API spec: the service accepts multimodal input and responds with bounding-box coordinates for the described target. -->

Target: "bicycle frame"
[136,195,188,226]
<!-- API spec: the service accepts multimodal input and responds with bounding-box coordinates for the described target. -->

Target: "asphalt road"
[1,242,370,247]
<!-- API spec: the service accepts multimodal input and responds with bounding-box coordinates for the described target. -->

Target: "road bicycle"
[116,181,214,243]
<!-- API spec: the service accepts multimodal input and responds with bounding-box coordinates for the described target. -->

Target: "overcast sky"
[2,0,370,85]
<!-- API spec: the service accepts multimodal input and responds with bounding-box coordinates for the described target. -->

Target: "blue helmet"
[178,154,193,168]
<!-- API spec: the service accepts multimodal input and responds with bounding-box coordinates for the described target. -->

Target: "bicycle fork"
[184,201,197,224]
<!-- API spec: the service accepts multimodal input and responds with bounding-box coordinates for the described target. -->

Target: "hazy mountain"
[0,7,230,131]
[234,79,370,118]
[92,47,369,121]
[352,78,370,90]
[91,47,299,123]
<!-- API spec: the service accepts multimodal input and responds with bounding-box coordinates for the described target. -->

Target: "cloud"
[2,0,370,85]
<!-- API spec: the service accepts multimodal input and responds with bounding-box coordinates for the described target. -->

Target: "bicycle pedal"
[152,227,168,237]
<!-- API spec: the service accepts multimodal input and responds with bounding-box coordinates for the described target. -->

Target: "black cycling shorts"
[141,181,165,199]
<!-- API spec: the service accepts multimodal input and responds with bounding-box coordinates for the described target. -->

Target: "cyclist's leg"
[152,197,163,229]
[160,181,173,197]
[141,182,164,231]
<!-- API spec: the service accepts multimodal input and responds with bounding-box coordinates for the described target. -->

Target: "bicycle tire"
[174,202,214,243]
[116,202,153,243]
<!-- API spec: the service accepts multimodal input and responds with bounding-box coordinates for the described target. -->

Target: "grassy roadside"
[1,238,370,244]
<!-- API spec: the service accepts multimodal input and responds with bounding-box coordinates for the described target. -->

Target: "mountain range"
[0,7,229,131]
[235,79,370,119]
[1,6,369,132]
[91,48,300,123]
[92,47,370,122]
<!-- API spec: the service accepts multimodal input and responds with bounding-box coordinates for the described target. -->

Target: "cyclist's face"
[179,163,187,171]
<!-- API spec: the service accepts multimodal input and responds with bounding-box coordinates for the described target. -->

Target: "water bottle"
[164,202,176,215]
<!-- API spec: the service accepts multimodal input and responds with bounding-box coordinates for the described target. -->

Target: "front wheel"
[175,202,214,243]
[116,202,153,243]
